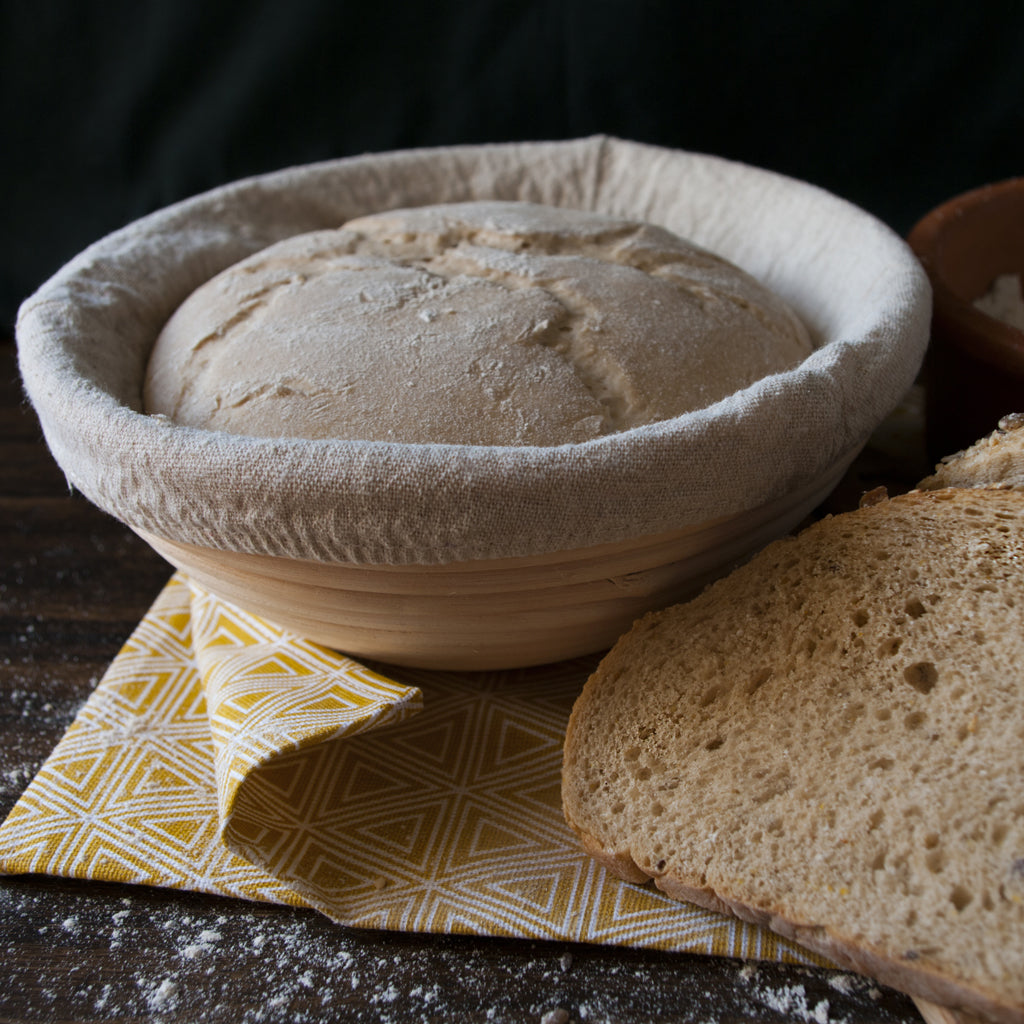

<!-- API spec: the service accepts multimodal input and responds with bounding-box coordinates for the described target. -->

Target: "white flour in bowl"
[974,272,1024,330]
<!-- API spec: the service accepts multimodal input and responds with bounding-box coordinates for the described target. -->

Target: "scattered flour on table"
[2,762,34,792]
[0,680,90,805]
[827,972,883,1000]
[0,881,916,1024]
[735,962,885,1024]
[182,928,223,959]
[145,978,181,1011]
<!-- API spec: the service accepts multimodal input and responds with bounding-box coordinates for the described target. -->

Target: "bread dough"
[143,201,813,446]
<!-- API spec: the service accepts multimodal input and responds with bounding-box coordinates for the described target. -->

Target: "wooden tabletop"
[0,333,930,1023]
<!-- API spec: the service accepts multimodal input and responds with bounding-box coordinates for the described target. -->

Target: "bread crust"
[919,414,1024,491]
[564,819,1023,1024]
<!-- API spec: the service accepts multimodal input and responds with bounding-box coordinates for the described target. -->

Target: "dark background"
[3,0,1023,332]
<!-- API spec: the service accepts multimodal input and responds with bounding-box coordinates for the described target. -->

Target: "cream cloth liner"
[15,136,930,565]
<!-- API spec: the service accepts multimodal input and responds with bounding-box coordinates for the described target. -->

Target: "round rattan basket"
[17,137,931,668]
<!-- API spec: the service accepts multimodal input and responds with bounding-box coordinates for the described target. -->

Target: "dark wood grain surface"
[0,333,931,1023]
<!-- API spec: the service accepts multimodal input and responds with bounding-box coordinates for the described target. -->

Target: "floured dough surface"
[143,201,813,446]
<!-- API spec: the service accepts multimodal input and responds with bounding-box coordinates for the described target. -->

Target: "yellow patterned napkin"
[0,573,825,964]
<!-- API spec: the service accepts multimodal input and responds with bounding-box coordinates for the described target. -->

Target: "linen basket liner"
[14,136,930,566]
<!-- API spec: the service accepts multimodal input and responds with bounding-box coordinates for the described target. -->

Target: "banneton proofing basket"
[17,137,931,669]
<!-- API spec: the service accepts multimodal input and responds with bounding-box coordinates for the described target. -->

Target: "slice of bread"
[562,487,1024,1023]
[919,414,1024,492]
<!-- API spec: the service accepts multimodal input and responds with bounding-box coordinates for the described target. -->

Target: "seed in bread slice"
[562,487,1024,1024]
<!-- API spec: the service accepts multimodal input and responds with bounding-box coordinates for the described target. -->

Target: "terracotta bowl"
[908,178,1024,462]
[17,138,930,669]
